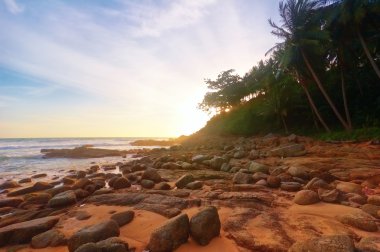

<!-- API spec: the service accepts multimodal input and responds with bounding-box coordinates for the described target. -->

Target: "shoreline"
[0,134,379,251]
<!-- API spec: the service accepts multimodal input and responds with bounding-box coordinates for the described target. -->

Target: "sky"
[0,0,281,138]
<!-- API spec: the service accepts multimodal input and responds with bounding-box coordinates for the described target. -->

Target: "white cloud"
[3,0,24,14]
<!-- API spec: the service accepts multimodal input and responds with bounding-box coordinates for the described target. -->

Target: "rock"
[248,150,259,160]
[267,176,281,188]
[76,171,87,179]
[288,166,309,179]
[186,181,203,190]
[0,180,20,189]
[336,182,362,194]
[75,237,128,252]
[220,163,231,172]
[368,195,380,206]
[108,176,118,188]
[247,161,268,174]
[180,162,193,170]
[294,190,320,205]
[175,174,194,189]
[252,172,268,182]
[154,182,171,190]
[0,216,60,246]
[161,162,182,170]
[288,235,354,252]
[269,144,306,157]
[318,189,339,203]
[75,189,90,199]
[190,206,220,246]
[191,155,208,163]
[305,178,330,190]
[255,179,267,186]
[18,178,32,184]
[62,177,76,185]
[31,173,47,179]
[280,182,302,192]
[348,193,366,205]
[233,172,253,184]
[356,236,380,252]
[233,151,245,159]
[141,179,155,189]
[93,188,113,196]
[72,178,92,190]
[90,165,99,173]
[362,204,380,218]
[73,211,92,221]
[48,190,77,208]
[67,220,120,252]
[0,198,23,208]
[110,210,134,227]
[8,182,54,197]
[24,193,52,205]
[112,177,131,189]
[147,214,189,252]
[337,212,378,232]
[31,229,67,248]
[142,168,161,183]
[209,156,225,170]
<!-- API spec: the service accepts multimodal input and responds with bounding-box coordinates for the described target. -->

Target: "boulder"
[248,150,259,160]
[266,176,281,188]
[31,229,67,248]
[190,206,220,246]
[0,216,60,246]
[305,178,330,190]
[280,182,302,191]
[191,155,208,163]
[252,172,268,182]
[112,178,131,189]
[362,204,380,218]
[288,166,309,179]
[337,212,378,232]
[48,190,77,208]
[76,171,87,179]
[72,178,92,190]
[75,237,128,252]
[141,179,155,189]
[348,193,366,205]
[247,162,268,174]
[210,156,225,170]
[0,180,20,189]
[356,237,380,252]
[294,190,320,205]
[24,193,52,205]
[111,210,134,227]
[368,195,380,206]
[318,189,339,203]
[67,220,120,252]
[175,175,194,189]
[142,168,162,183]
[336,182,362,194]
[74,243,101,252]
[220,163,231,172]
[161,162,182,170]
[233,151,245,159]
[269,144,305,157]
[186,181,203,190]
[233,172,253,184]
[288,235,354,252]
[147,214,189,252]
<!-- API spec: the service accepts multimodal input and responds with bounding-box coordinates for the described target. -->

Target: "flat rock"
[0,198,23,208]
[318,188,339,203]
[190,206,220,246]
[281,182,302,192]
[0,216,60,246]
[336,182,362,194]
[362,204,380,218]
[186,181,203,190]
[247,161,268,174]
[0,180,20,189]
[337,212,378,232]
[67,220,120,252]
[289,235,354,252]
[356,236,380,252]
[175,174,194,189]
[31,229,67,248]
[8,182,54,197]
[147,213,189,252]
[368,195,380,206]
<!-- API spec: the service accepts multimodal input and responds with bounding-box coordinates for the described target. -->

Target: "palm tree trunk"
[357,30,380,80]
[301,49,350,130]
[340,68,352,130]
[300,83,331,133]
[280,113,289,134]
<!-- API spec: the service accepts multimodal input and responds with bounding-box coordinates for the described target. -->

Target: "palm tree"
[268,0,350,131]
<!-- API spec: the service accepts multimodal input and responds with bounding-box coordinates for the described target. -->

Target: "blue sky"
[0,0,281,137]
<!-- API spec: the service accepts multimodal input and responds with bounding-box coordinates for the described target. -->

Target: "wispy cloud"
[3,0,24,14]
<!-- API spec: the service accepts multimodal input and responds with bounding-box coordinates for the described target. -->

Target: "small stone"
[233,172,253,184]
[266,176,281,188]
[294,190,320,205]
[31,173,47,179]
[141,179,155,189]
[18,178,31,184]
[76,171,87,179]
[247,161,268,174]
[281,182,302,191]
[112,177,131,189]
[288,166,309,179]
[154,182,171,190]
[186,181,203,190]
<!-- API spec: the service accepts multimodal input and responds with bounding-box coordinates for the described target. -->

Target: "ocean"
[0,137,165,180]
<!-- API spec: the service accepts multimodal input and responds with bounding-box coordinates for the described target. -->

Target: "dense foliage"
[198,0,380,136]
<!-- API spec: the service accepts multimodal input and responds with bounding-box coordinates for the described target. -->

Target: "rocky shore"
[0,134,380,252]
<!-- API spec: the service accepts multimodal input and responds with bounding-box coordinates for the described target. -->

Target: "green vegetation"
[317,128,380,141]
[198,0,380,139]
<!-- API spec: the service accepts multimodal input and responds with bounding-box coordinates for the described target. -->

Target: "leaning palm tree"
[268,0,350,131]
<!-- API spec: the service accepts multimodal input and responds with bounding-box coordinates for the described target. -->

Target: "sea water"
[0,137,165,180]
